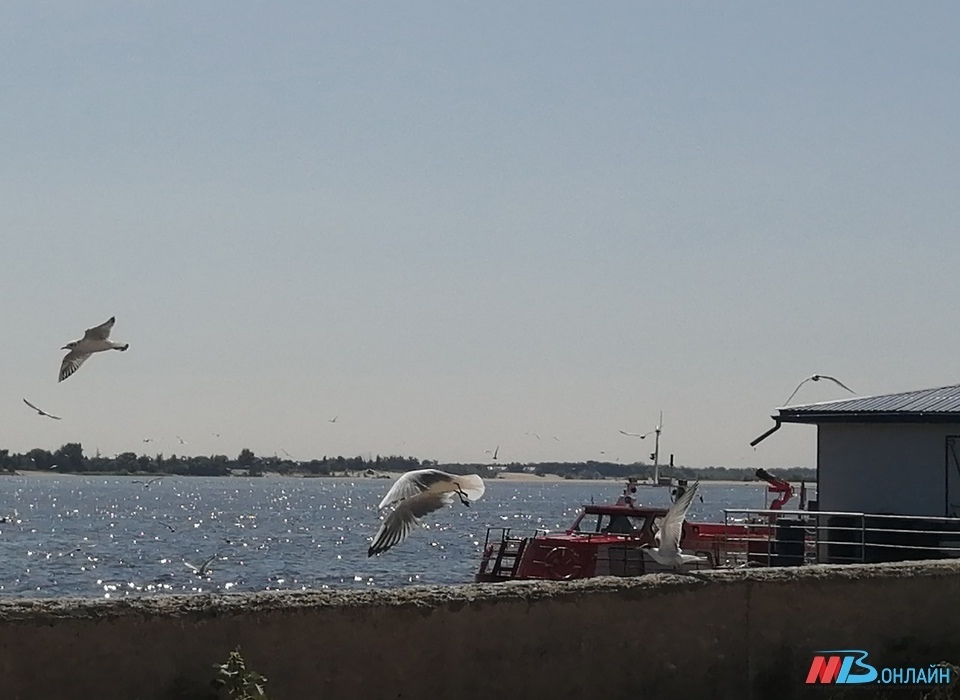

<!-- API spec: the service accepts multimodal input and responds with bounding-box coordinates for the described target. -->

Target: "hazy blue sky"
[2,2,958,469]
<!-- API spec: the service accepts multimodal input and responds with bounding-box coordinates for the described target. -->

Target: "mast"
[651,411,662,484]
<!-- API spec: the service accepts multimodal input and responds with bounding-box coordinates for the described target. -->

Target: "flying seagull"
[132,477,163,489]
[783,374,855,405]
[484,445,499,460]
[646,481,707,570]
[184,552,218,577]
[619,429,653,439]
[23,398,61,420]
[368,469,486,556]
[329,416,338,423]
[59,316,129,382]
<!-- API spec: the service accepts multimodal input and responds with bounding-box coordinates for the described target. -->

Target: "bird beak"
[61,345,69,350]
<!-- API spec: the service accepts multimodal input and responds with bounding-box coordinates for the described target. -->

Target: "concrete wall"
[2,561,960,700]
[818,422,960,515]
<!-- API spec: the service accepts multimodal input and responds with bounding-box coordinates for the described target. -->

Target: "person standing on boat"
[616,481,639,507]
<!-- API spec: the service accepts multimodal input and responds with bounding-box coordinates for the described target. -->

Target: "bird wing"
[377,469,450,510]
[23,398,40,413]
[367,491,453,556]
[782,377,812,405]
[452,473,485,502]
[819,375,855,394]
[658,481,700,555]
[619,430,646,438]
[59,350,91,382]
[83,316,115,341]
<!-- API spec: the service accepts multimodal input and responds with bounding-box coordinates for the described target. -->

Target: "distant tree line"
[0,444,814,482]
[0,444,498,479]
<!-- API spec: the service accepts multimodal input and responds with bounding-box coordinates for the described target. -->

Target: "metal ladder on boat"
[490,533,526,579]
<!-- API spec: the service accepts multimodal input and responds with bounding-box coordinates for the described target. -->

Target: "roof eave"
[777,411,960,425]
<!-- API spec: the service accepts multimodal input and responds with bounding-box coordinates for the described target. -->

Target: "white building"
[775,383,960,517]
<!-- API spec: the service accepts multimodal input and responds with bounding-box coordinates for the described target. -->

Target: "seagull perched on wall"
[646,481,707,570]
[23,398,61,420]
[58,316,129,382]
[783,374,855,405]
[368,469,486,556]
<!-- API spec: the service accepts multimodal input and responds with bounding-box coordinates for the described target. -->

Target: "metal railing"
[720,508,960,568]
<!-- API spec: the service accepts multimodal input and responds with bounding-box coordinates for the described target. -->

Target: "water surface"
[0,475,786,598]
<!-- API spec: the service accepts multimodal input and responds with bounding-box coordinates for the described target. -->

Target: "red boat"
[475,472,801,582]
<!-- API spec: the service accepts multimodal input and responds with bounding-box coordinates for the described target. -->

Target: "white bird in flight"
[646,481,707,570]
[368,469,486,556]
[619,429,654,439]
[58,316,129,382]
[783,374,855,405]
[23,398,61,420]
[184,552,217,577]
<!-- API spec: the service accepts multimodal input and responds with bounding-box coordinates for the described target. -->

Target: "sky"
[2,2,959,469]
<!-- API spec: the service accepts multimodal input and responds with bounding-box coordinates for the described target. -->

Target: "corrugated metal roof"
[777,383,960,422]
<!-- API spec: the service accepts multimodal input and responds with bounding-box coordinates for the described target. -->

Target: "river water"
[0,475,793,598]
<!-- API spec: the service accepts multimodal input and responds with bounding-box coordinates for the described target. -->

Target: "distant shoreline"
[3,469,809,487]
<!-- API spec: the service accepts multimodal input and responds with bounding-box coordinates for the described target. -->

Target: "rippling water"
[0,475,790,599]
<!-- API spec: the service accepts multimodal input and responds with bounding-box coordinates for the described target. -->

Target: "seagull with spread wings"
[23,398,61,420]
[619,429,654,438]
[368,469,485,556]
[783,374,855,405]
[58,316,129,382]
[646,481,707,569]
[184,552,218,577]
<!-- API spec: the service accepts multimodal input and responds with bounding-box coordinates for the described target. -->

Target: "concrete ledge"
[2,560,959,699]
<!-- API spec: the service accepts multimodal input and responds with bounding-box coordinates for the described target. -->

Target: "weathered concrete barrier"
[1,560,959,699]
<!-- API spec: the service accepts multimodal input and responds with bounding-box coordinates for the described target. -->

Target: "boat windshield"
[573,512,647,535]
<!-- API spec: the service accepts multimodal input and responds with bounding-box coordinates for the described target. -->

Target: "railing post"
[860,514,866,563]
